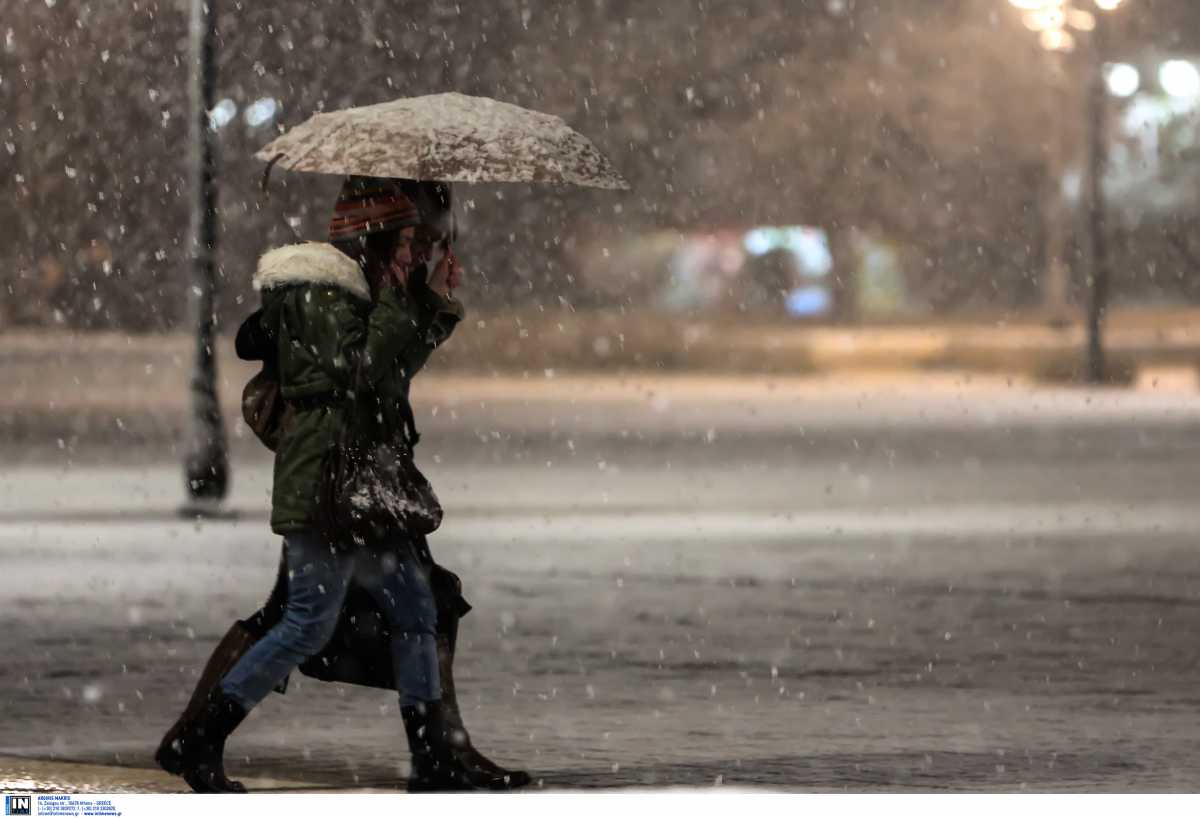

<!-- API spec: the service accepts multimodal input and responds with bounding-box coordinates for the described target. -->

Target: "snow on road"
[3,391,1200,790]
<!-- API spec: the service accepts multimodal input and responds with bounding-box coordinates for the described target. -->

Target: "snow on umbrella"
[255,92,629,190]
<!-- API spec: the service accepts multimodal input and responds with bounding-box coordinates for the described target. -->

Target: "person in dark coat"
[155,178,528,793]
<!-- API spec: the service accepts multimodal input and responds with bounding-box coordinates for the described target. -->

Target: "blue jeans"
[220,530,440,710]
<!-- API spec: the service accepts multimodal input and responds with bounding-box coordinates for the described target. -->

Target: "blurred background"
[6,0,1200,792]
[5,0,1200,331]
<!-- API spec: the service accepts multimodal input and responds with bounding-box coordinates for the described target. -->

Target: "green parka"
[251,242,463,535]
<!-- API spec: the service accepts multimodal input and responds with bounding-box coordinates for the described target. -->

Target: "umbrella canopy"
[255,92,629,190]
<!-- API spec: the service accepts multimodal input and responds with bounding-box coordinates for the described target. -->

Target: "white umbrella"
[255,92,629,190]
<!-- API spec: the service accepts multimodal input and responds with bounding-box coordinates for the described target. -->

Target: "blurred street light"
[1040,28,1076,52]
[209,98,237,130]
[1012,0,1120,51]
[243,97,279,128]
[1007,0,1126,383]
[1104,63,1140,97]
[1159,60,1200,98]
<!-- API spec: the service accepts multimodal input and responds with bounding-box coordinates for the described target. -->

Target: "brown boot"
[156,622,256,793]
[155,686,248,793]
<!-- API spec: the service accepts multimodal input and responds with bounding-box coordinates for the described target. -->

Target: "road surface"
[2,377,1200,791]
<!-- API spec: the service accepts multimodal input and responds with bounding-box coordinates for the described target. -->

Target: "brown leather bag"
[237,307,294,453]
[241,368,294,452]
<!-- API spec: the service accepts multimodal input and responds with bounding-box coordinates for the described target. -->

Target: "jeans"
[220,530,440,710]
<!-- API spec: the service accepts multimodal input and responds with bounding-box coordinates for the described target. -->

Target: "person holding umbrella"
[159,92,626,794]
[156,177,521,793]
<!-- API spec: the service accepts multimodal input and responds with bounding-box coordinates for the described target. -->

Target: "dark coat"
[249,242,463,535]
[237,240,466,692]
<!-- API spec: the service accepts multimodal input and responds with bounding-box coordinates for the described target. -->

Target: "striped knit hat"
[328,176,421,242]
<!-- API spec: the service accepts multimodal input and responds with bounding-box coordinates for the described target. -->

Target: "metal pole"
[1084,13,1110,384]
[1043,51,1071,326]
[182,0,229,509]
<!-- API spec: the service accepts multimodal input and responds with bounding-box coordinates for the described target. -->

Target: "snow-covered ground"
[2,383,1200,790]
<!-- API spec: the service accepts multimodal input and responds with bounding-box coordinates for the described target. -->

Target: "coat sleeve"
[234,308,271,362]
[396,278,465,374]
[294,285,430,390]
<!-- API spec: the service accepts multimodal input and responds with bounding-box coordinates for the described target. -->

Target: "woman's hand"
[427,248,464,297]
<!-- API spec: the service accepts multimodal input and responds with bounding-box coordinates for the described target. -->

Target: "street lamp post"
[181,0,229,512]
[1084,10,1111,383]
[1042,50,1072,326]
[1008,0,1125,384]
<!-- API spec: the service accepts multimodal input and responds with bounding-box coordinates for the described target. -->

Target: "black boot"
[429,563,532,790]
[156,622,256,777]
[402,701,514,792]
[437,635,532,790]
[155,686,248,793]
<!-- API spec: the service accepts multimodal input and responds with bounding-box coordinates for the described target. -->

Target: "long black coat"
[239,535,471,694]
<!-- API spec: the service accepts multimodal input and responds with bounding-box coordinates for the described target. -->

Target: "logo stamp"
[4,795,31,816]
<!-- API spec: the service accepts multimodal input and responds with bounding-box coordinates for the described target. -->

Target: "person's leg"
[355,546,500,791]
[219,532,355,710]
[158,531,353,792]
[428,563,530,787]
[156,546,290,775]
[427,563,468,734]
[355,547,441,706]
[155,621,258,784]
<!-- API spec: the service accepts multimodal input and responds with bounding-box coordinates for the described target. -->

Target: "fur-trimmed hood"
[253,242,370,302]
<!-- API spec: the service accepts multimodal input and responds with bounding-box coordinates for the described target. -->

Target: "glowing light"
[785,287,833,318]
[1009,0,1058,9]
[1023,5,1070,30]
[1035,7,1066,28]
[743,229,773,257]
[1160,60,1200,98]
[1011,0,1124,49]
[1104,63,1140,97]
[244,97,279,128]
[1067,8,1096,30]
[1040,28,1075,52]
[208,98,237,130]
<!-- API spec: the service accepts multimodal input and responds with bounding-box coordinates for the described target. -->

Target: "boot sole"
[455,748,532,790]
[407,780,479,793]
[494,772,532,790]
[183,769,247,795]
